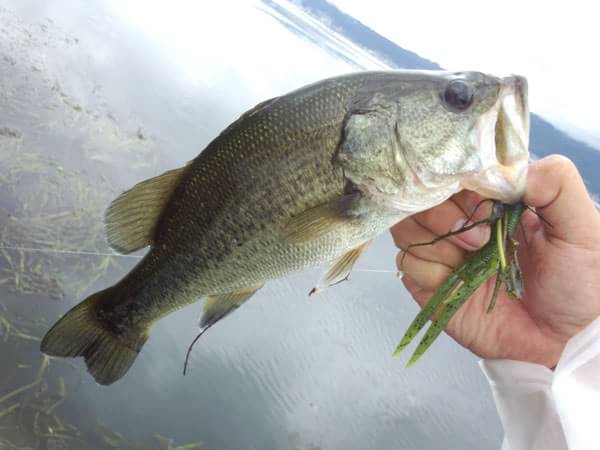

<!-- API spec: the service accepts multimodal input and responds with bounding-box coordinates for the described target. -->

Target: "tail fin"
[40,288,149,385]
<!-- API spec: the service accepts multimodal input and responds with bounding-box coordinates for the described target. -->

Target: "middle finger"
[413,196,491,251]
[391,217,466,269]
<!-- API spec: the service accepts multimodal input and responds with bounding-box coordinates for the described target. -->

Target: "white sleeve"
[480,315,600,450]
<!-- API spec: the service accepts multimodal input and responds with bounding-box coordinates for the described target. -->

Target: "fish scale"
[125,79,365,303]
[40,70,530,385]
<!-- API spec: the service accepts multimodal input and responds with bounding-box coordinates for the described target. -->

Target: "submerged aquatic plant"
[0,134,205,450]
[0,148,114,301]
[395,201,526,365]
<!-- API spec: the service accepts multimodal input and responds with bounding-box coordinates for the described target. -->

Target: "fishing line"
[524,205,553,227]
[353,269,396,273]
[0,245,396,376]
[0,245,142,259]
[0,245,396,272]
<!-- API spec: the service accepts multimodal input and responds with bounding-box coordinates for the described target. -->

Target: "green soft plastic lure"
[395,201,525,366]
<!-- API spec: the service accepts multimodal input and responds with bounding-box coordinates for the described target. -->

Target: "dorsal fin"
[237,97,278,121]
[105,167,187,254]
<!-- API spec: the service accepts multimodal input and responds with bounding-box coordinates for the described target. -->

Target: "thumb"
[523,155,599,244]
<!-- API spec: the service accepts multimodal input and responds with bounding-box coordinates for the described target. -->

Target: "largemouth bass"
[41,70,529,385]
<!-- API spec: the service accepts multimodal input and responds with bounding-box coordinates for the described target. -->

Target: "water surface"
[0,2,502,449]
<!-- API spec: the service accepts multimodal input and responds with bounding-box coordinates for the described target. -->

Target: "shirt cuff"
[480,315,600,450]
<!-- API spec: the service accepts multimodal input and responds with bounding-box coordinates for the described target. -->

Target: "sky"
[106,0,359,106]
[330,0,600,149]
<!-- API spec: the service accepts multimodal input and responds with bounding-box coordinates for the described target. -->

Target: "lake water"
[0,1,502,449]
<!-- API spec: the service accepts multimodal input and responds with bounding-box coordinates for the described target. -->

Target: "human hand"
[391,155,600,368]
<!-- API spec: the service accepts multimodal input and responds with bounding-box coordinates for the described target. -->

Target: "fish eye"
[443,79,474,112]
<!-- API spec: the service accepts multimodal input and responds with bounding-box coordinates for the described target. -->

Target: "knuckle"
[398,254,450,290]
[415,208,435,229]
[430,264,450,285]
[543,154,577,176]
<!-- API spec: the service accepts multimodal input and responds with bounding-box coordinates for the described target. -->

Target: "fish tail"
[40,287,149,386]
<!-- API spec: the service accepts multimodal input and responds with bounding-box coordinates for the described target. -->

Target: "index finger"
[524,155,600,245]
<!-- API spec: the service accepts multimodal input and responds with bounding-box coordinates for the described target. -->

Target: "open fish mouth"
[463,75,530,203]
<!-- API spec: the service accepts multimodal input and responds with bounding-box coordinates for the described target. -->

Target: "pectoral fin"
[282,193,362,242]
[310,241,370,295]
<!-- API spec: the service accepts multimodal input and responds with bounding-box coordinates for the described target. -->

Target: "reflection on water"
[0,1,502,449]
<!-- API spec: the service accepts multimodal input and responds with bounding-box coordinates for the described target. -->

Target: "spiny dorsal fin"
[310,241,370,295]
[282,193,362,242]
[237,97,278,122]
[217,97,279,137]
[200,285,262,330]
[105,167,186,254]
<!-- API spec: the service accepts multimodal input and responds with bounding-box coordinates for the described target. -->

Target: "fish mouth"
[462,75,530,203]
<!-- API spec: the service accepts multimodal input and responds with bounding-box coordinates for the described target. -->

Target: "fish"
[40,70,529,385]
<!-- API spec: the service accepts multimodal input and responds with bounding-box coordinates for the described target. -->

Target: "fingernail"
[452,218,489,249]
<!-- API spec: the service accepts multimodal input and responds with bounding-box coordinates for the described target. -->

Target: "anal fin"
[184,285,263,375]
[200,285,263,331]
[310,241,370,295]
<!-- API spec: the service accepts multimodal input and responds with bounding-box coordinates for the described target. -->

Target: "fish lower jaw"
[466,75,529,204]
[460,164,526,204]
[371,182,463,217]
